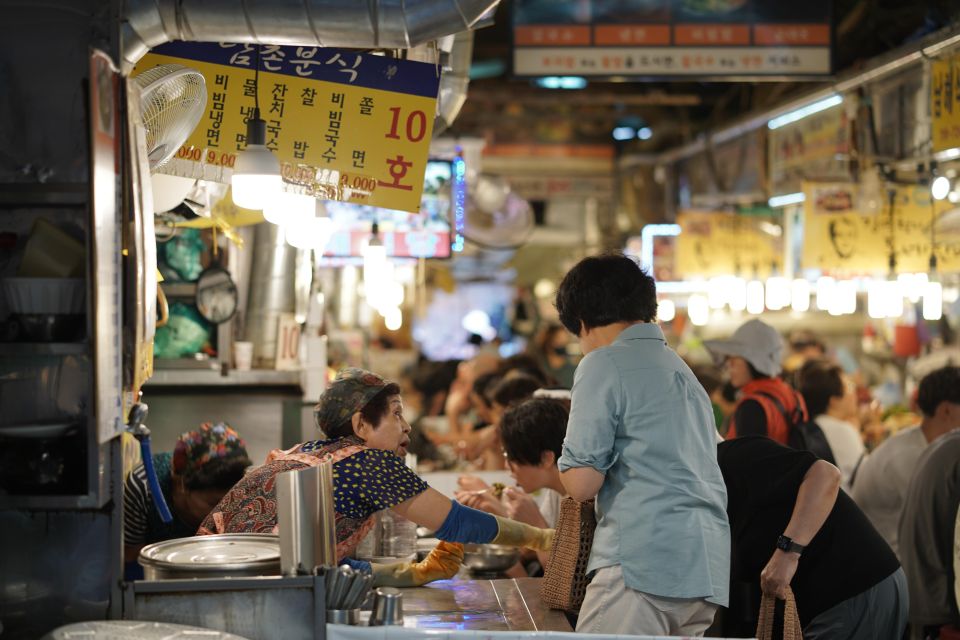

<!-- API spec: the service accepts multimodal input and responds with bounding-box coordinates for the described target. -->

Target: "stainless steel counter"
[394,577,573,632]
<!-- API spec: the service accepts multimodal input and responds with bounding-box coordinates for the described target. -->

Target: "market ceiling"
[449,0,960,148]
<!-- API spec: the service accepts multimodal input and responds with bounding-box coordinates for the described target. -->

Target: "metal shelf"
[144,368,301,387]
[0,182,88,207]
[0,342,89,356]
[0,493,104,510]
[159,282,197,297]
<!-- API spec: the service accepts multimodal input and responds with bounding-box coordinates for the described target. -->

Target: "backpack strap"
[752,390,803,429]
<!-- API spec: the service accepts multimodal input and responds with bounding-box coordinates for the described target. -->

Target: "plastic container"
[18,219,85,278]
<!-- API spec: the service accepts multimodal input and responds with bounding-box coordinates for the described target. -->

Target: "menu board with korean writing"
[135,42,441,213]
[675,210,783,278]
[513,0,832,78]
[932,54,960,152]
[801,182,960,274]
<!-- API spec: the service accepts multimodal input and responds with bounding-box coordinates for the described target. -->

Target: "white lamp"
[687,294,709,326]
[746,280,765,314]
[232,108,282,210]
[265,190,315,225]
[658,298,676,322]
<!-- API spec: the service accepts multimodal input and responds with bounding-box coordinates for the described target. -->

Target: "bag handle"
[753,390,804,429]
[756,588,802,640]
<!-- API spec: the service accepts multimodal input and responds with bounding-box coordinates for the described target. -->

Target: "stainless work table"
[395,577,573,632]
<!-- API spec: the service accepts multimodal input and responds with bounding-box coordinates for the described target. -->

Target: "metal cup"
[369,587,404,626]
[276,463,337,576]
[326,609,360,625]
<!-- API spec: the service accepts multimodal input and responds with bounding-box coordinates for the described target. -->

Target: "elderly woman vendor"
[200,368,554,586]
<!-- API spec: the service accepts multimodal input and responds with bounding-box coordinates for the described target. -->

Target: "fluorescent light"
[613,126,635,141]
[767,94,843,130]
[639,223,681,273]
[535,76,588,90]
[935,147,960,161]
[637,127,653,140]
[768,192,806,208]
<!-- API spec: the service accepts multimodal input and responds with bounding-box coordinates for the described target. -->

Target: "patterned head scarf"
[314,368,392,436]
[172,422,248,479]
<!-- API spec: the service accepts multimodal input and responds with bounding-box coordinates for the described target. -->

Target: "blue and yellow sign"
[135,42,441,213]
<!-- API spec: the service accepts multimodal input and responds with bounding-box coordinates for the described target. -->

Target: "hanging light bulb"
[728,277,747,312]
[708,277,728,309]
[816,276,835,311]
[265,190,315,225]
[384,307,403,331]
[687,294,710,326]
[232,49,281,209]
[284,215,334,251]
[832,280,858,315]
[932,175,951,201]
[746,280,765,314]
[363,222,387,283]
[884,279,904,318]
[867,279,886,319]
[897,273,927,304]
[658,299,676,322]
[791,279,811,312]
[765,276,790,311]
[923,279,944,321]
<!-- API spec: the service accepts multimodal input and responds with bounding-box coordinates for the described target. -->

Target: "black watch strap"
[776,534,805,555]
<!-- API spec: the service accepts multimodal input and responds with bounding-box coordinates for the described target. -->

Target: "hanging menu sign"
[675,210,783,278]
[513,0,832,78]
[135,42,441,213]
[931,54,960,152]
[801,182,960,274]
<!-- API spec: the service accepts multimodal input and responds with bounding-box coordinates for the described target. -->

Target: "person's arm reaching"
[760,460,842,598]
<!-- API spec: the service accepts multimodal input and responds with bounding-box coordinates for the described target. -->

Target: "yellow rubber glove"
[371,541,464,587]
[491,516,555,551]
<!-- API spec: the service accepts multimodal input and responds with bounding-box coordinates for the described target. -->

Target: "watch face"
[196,266,239,324]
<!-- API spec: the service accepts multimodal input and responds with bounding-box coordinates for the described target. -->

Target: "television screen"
[319,160,452,260]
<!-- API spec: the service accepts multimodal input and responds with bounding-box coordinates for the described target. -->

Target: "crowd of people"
[122,251,960,640]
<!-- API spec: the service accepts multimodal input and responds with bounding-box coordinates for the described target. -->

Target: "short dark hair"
[500,398,568,466]
[798,359,845,418]
[554,253,658,335]
[491,374,541,408]
[497,353,548,385]
[324,382,402,439]
[917,365,960,417]
[471,372,501,408]
[184,457,252,491]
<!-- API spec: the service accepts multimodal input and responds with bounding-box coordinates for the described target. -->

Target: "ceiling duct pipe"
[405,30,475,136]
[120,0,499,72]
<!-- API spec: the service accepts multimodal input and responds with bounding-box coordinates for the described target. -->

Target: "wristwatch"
[776,534,805,555]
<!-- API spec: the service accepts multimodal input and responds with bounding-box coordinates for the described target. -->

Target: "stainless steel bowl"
[139,533,281,580]
[462,544,521,573]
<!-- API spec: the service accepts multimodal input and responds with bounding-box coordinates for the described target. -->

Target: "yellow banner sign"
[675,211,783,278]
[932,54,960,152]
[801,182,960,273]
[135,42,441,213]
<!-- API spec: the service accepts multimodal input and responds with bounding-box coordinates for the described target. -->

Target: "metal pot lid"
[140,533,279,570]
[42,620,252,639]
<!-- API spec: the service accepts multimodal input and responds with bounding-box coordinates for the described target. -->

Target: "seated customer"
[718,436,907,639]
[123,422,251,576]
[798,359,865,490]
[853,365,960,557]
[200,368,554,587]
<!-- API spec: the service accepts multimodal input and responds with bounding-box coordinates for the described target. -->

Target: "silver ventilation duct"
[435,30,474,136]
[120,0,499,72]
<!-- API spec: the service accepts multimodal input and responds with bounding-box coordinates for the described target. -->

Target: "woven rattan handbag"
[540,497,597,612]
[756,588,803,640]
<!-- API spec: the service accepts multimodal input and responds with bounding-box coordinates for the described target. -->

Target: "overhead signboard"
[513,0,832,79]
[768,102,849,195]
[931,54,960,153]
[801,182,960,274]
[675,210,783,278]
[135,42,441,213]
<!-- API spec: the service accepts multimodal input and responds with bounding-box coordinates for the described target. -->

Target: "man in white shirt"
[798,360,866,491]
[852,365,960,557]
